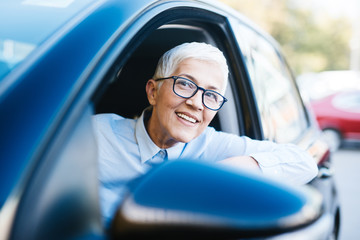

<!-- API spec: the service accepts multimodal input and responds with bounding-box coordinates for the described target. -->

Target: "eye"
[176,79,195,89]
[204,91,219,102]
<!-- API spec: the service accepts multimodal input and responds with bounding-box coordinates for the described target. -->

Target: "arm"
[195,128,318,185]
[249,141,319,185]
[242,137,318,185]
[217,156,260,172]
[209,131,318,185]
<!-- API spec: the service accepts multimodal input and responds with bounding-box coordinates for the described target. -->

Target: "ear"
[146,79,158,106]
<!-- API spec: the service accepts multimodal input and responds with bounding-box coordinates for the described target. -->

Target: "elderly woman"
[92,42,318,226]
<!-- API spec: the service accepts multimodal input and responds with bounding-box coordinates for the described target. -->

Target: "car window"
[233,23,308,143]
[95,22,241,135]
[0,0,100,79]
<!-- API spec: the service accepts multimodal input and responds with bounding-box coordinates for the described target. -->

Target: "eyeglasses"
[155,76,227,111]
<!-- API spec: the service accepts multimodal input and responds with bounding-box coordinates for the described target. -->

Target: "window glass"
[233,23,307,143]
[0,39,35,78]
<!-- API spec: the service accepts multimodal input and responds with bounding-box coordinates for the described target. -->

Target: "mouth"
[176,113,198,124]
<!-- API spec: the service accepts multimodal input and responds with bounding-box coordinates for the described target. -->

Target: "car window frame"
[230,19,311,143]
[92,5,257,138]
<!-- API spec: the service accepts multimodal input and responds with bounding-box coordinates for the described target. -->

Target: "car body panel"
[311,91,360,141]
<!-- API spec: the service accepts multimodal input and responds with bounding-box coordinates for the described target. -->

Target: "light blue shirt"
[92,111,318,226]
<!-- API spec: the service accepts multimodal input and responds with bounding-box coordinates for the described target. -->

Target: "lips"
[176,113,198,124]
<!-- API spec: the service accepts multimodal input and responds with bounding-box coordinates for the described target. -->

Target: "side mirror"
[111,160,322,239]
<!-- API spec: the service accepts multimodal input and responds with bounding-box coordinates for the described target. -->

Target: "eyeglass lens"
[173,77,225,110]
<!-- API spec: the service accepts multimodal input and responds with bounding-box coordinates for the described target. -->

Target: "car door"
[8,105,101,240]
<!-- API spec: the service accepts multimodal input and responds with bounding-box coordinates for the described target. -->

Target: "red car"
[311,90,360,150]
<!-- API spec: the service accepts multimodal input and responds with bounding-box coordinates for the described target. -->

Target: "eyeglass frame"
[155,76,228,111]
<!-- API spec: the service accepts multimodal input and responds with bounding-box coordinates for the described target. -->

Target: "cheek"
[156,95,182,122]
[159,93,183,111]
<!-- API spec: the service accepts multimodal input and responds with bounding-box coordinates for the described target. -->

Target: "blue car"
[0,0,340,239]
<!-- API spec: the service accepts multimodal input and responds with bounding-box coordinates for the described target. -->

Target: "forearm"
[208,133,318,185]
[250,143,318,185]
[217,156,260,172]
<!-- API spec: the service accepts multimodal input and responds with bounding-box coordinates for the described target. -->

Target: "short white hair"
[153,42,229,93]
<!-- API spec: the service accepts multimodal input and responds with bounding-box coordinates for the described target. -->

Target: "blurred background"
[219,0,360,239]
[220,0,358,74]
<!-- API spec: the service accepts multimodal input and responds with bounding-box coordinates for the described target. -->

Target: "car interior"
[94,23,241,136]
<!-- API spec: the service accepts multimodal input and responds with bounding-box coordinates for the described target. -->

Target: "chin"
[170,125,203,143]
[176,132,200,143]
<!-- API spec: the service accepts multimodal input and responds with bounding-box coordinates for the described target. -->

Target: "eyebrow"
[179,74,220,91]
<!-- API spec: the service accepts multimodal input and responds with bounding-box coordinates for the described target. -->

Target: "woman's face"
[146,58,225,148]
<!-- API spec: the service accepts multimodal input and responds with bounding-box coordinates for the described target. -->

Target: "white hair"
[153,42,229,93]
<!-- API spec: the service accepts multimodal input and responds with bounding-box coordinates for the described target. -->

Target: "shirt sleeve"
[243,137,318,185]
[204,129,318,185]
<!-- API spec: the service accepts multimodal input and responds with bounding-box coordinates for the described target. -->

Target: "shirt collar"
[135,110,185,164]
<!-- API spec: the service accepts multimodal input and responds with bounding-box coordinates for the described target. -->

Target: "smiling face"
[146,58,225,149]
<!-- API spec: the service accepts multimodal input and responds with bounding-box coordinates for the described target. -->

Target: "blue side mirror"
[111,160,322,239]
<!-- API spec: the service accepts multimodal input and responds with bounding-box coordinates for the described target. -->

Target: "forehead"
[173,59,225,91]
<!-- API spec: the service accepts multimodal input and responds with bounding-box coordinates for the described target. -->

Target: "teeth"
[177,113,196,123]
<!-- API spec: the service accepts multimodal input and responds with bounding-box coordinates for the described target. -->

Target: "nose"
[185,90,204,110]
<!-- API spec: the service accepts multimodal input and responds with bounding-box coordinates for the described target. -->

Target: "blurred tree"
[219,0,352,75]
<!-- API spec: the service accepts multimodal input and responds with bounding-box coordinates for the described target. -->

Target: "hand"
[217,156,260,171]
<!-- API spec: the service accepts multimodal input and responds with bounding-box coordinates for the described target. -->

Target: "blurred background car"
[310,90,360,151]
[297,70,360,101]
[297,70,360,151]
[0,0,340,239]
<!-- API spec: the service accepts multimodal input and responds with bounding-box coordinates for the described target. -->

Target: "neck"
[145,111,178,149]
